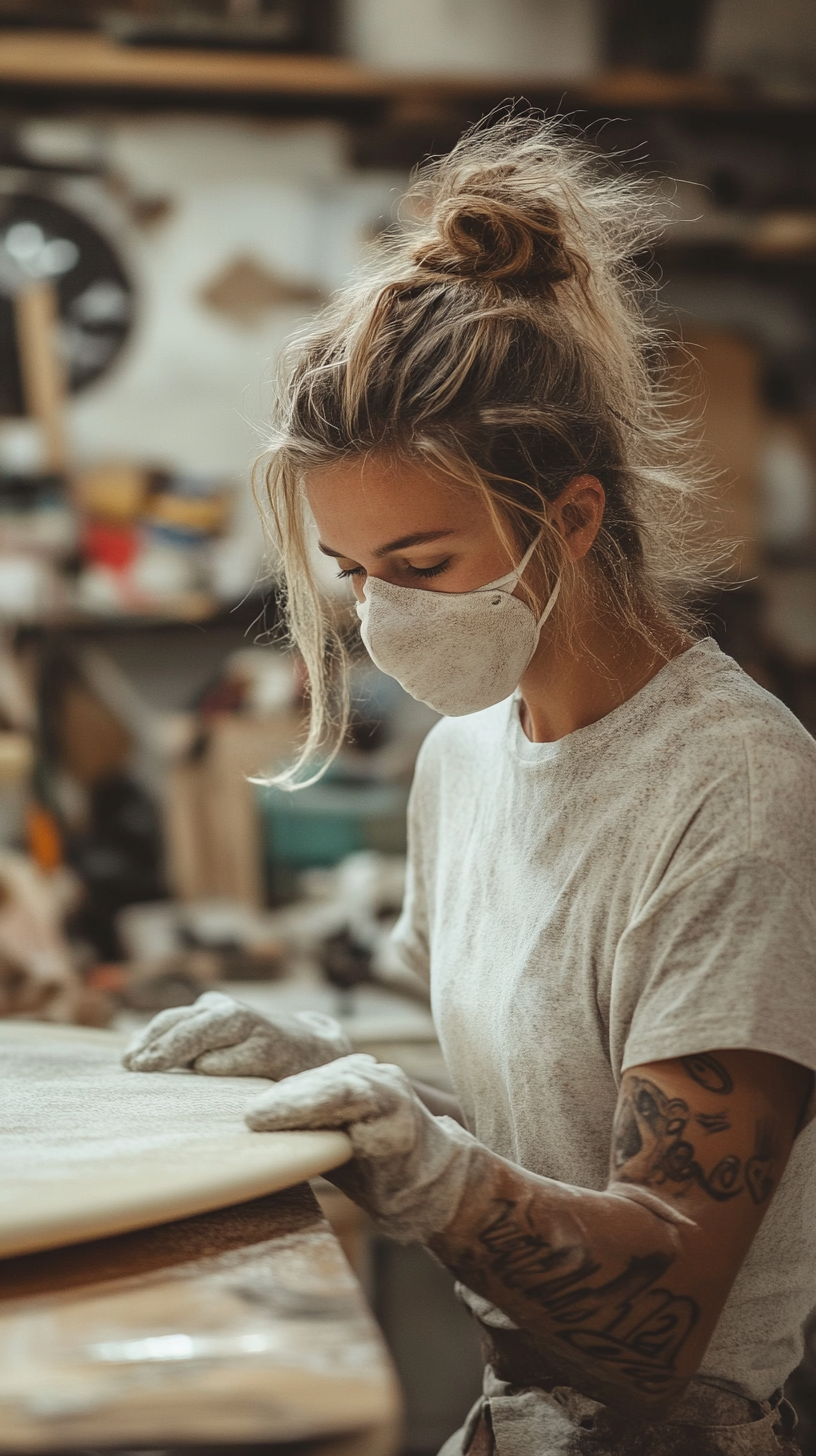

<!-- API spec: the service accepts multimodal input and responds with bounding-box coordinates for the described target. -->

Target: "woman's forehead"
[305,457,488,555]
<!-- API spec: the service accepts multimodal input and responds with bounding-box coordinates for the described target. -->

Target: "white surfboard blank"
[0,1021,351,1259]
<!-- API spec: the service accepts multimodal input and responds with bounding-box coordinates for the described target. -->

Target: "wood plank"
[0,31,396,96]
[14,280,69,474]
[0,31,746,109]
[577,67,737,108]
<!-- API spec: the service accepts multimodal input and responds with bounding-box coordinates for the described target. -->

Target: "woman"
[125,116,816,1454]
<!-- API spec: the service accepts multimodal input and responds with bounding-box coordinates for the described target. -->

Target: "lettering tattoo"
[681,1054,733,1095]
[613,1077,779,1207]
[744,1119,778,1206]
[477,1198,699,1396]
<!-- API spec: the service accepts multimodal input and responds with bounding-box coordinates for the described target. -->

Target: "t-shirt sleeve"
[385,771,431,989]
[616,854,816,1078]
[388,856,430,988]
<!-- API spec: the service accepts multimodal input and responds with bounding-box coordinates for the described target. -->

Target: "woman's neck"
[517,604,691,743]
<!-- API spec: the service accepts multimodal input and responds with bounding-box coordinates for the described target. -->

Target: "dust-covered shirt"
[391,639,816,1400]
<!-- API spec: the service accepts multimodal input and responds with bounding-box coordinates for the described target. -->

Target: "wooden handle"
[14,279,69,474]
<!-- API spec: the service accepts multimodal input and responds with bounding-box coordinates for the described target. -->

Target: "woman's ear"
[549,476,605,562]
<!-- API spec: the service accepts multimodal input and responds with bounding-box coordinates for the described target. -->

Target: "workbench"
[0,1020,399,1454]
[0,1183,400,1454]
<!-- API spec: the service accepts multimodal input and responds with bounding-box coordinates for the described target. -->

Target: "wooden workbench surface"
[0,1184,400,1453]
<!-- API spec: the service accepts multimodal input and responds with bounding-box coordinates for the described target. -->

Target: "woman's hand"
[244,1052,477,1243]
[122,991,352,1080]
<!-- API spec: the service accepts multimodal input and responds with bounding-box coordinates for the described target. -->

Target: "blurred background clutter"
[1,1,816,1451]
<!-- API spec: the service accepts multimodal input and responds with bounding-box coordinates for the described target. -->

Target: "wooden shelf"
[0,31,794,112]
[11,595,274,636]
[0,30,389,98]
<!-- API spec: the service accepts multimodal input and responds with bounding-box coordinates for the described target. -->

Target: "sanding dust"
[1,1036,272,1180]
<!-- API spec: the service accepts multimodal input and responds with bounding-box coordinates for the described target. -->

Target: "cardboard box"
[164,712,303,908]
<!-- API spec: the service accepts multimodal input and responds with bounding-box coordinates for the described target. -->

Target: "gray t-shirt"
[392,639,816,1400]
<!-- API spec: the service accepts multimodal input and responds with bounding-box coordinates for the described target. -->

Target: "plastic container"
[257,775,409,898]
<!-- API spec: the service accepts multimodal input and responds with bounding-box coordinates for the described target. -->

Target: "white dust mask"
[355,535,560,717]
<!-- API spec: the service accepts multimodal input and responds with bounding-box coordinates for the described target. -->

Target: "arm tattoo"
[744,1119,779,1205]
[477,1198,699,1396]
[613,1077,742,1201]
[613,1076,779,1205]
[695,1111,731,1135]
[681,1054,733,1095]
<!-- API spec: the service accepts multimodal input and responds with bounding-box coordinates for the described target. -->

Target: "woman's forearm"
[427,1144,704,1420]
[236,1044,800,1419]
[426,1049,808,1420]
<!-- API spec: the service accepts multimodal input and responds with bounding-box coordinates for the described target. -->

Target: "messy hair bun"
[414,190,579,287]
[263,112,715,785]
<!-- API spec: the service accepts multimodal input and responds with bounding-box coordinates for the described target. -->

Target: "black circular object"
[0,192,133,416]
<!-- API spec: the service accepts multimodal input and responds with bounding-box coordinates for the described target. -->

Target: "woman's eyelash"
[336,558,452,581]
[406,558,451,579]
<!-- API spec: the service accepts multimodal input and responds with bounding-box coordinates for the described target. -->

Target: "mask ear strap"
[513,531,543,582]
[536,576,561,630]
[484,531,544,593]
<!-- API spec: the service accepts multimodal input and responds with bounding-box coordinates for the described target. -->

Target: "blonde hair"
[260,111,714,786]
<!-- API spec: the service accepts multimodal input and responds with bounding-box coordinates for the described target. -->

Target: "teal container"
[257,775,409,897]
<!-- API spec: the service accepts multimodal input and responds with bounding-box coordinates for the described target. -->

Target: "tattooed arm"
[426,1049,812,1420]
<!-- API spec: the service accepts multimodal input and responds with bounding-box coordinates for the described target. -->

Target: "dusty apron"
[438,1323,800,1456]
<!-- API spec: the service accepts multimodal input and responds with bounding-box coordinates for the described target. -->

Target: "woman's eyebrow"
[318,529,456,560]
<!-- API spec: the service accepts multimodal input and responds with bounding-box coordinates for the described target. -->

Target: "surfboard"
[0,1020,352,1258]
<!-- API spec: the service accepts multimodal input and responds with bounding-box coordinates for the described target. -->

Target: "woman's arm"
[240,1045,810,1420]
[427,1048,811,1419]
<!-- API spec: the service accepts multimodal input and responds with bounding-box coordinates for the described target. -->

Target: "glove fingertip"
[122,1050,148,1071]
[245,1107,276,1132]
[128,1051,169,1072]
[194,1049,233,1075]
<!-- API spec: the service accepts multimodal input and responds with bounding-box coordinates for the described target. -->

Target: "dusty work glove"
[244,1053,477,1244]
[122,990,352,1079]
